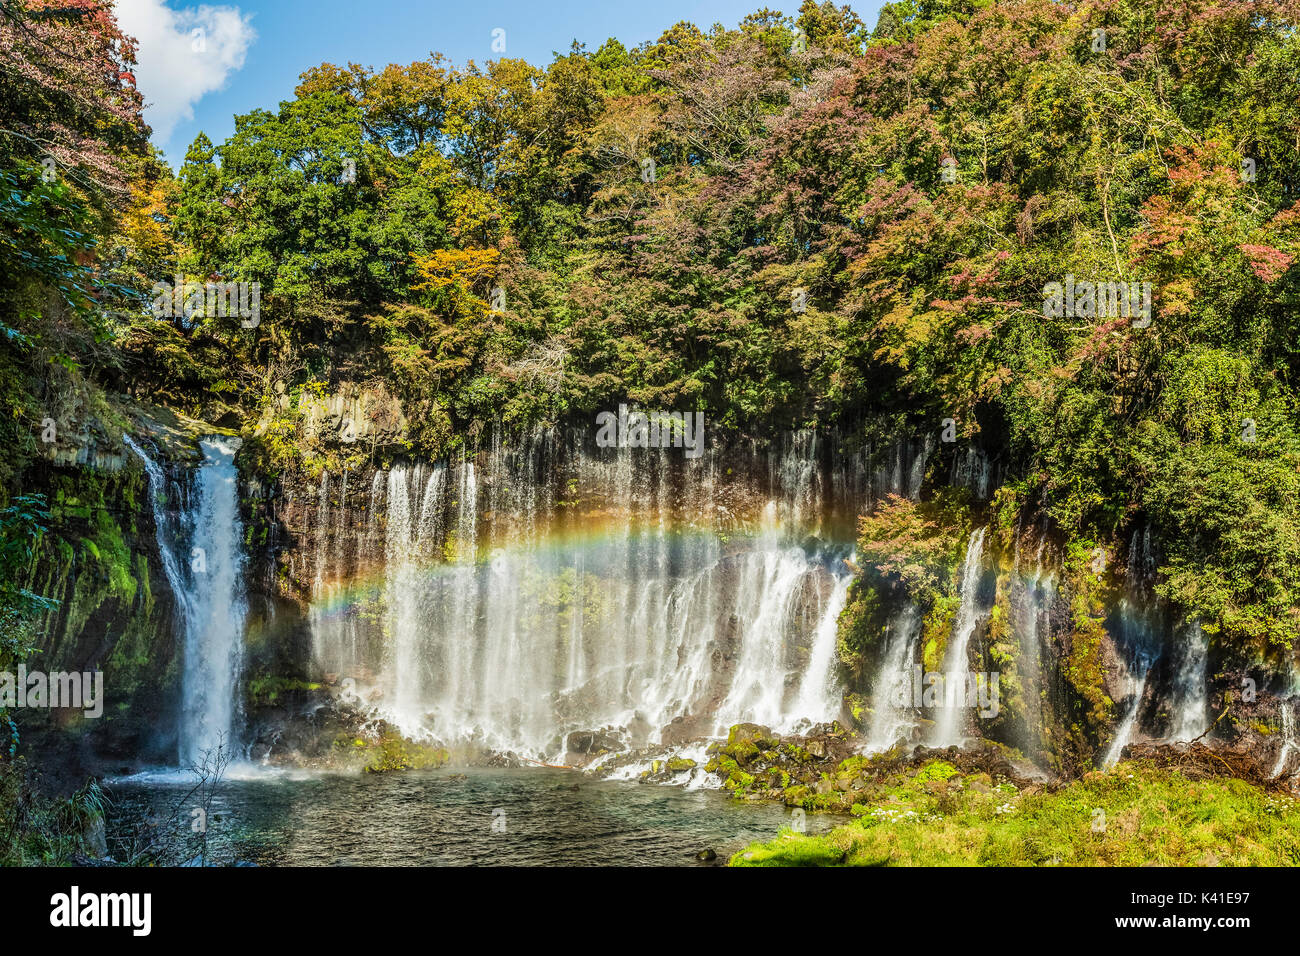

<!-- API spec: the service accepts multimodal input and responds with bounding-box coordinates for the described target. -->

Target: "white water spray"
[1104,659,1151,768]
[127,435,247,765]
[932,528,987,747]
[310,436,853,759]
[866,603,923,752]
[1168,621,1209,742]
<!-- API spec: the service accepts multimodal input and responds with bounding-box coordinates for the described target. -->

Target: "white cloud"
[114,0,256,144]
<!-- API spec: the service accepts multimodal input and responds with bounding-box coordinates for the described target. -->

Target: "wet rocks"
[704,721,857,801]
[564,728,625,765]
[660,713,710,748]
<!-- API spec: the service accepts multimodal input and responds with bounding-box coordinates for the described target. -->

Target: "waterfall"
[1101,527,1164,768]
[950,447,994,501]
[715,506,823,730]
[385,466,425,729]
[310,432,855,758]
[829,435,933,519]
[126,435,248,766]
[773,431,820,530]
[1272,700,1298,779]
[1013,535,1051,756]
[1272,667,1298,779]
[790,571,852,726]
[932,528,987,747]
[1167,621,1209,742]
[866,603,922,751]
[1104,664,1150,768]
[125,436,190,621]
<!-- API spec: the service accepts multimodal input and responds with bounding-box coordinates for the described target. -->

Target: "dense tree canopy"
[6,0,1300,651]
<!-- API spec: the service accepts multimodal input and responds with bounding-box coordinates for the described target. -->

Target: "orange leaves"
[410,247,500,294]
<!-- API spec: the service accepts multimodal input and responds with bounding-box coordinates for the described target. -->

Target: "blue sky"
[113,0,881,168]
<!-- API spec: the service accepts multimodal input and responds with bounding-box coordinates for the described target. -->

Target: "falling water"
[126,435,248,765]
[1104,655,1153,768]
[1272,700,1298,779]
[932,528,988,747]
[125,436,190,620]
[1272,666,1298,779]
[1101,526,1165,768]
[866,603,923,751]
[1167,621,1209,742]
[950,447,994,501]
[829,435,934,518]
[790,571,852,727]
[1013,535,1051,756]
[310,432,854,759]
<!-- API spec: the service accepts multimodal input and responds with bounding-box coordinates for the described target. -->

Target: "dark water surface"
[105,767,844,866]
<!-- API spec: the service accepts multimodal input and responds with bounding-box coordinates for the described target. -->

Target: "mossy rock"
[729,740,761,765]
[723,770,757,792]
[361,730,450,774]
[726,722,778,751]
[780,742,812,762]
[914,759,960,782]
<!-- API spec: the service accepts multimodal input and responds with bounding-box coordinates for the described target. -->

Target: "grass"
[0,757,106,865]
[730,759,1300,866]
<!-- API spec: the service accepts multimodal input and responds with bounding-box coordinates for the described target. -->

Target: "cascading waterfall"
[126,435,248,766]
[932,528,988,747]
[1167,621,1209,742]
[309,431,854,758]
[1272,699,1298,779]
[1012,535,1052,756]
[1104,662,1151,768]
[790,571,852,726]
[951,447,994,501]
[125,435,190,620]
[829,435,935,512]
[715,505,824,730]
[1102,527,1164,767]
[1271,667,1298,779]
[866,603,923,751]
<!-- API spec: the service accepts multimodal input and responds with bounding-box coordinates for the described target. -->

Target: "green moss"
[733,830,849,866]
[724,769,757,792]
[837,755,873,777]
[731,761,1300,866]
[87,508,136,604]
[914,759,959,782]
[1059,544,1117,761]
[361,729,451,773]
[246,675,322,706]
[779,742,812,762]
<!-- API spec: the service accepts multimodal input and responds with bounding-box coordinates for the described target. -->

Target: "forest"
[4,0,1300,870]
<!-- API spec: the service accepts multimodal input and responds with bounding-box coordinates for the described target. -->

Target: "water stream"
[932,528,987,747]
[127,435,248,766]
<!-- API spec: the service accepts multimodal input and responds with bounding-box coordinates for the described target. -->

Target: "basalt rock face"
[235,426,890,765]
[836,522,1300,784]
[12,400,261,782]
[18,449,183,779]
[16,407,1300,791]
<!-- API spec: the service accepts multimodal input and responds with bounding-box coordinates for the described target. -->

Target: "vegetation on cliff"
[3,0,1300,853]
[6,0,1300,659]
